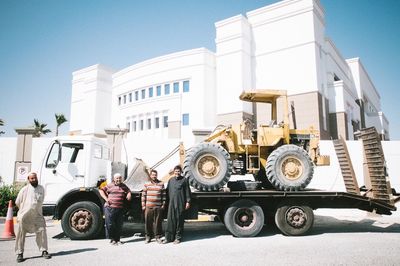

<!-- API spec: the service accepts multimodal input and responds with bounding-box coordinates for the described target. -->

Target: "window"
[147,118,151,129]
[163,116,168,128]
[141,89,146,99]
[133,121,137,132]
[118,96,121,105]
[155,117,160,128]
[156,85,161,96]
[60,143,84,163]
[135,91,139,101]
[140,120,144,131]
[129,93,132,102]
[123,95,126,104]
[164,84,170,95]
[149,87,153,98]
[183,80,190,92]
[126,122,131,132]
[173,82,179,93]
[182,113,189,126]
[46,142,60,168]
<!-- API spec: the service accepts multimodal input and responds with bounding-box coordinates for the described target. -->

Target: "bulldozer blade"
[124,158,150,191]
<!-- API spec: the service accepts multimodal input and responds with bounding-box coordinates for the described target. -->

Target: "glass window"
[133,121,137,132]
[163,116,168,128]
[182,113,189,126]
[156,85,161,96]
[140,120,144,131]
[149,87,153,98]
[135,91,139,101]
[94,144,102,159]
[118,96,121,105]
[183,80,190,92]
[46,142,60,168]
[164,84,170,95]
[173,82,179,93]
[60,143,84,163]
[129,93,132,102]
[155,117,160,129]
[123,95,126,104]
[141,89,146,99]
[126,122,130,132]
[147,118,151,129]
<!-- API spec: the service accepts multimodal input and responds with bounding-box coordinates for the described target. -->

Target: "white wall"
[0,138,17,185]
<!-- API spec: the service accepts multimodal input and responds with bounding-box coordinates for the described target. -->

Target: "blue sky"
[0,0,399,139]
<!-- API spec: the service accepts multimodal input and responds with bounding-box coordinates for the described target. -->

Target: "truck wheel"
[184,142,232,191]
[61,201,103,240]
[224,199,264,237]
[266,144,313,191]
[275,204,314,236]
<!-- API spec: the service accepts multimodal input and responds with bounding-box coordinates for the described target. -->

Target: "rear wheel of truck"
[266,144,313,191]
[183,142,232,191]
[275,204,314,236]
[61,201,103,240]
[224,199,264,237]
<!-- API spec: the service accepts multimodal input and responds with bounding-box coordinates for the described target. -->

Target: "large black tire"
[61,201,103,240]
[266,144,313,191]
[224,199,264,237]
[183,142,232,191]
[275,203,314,236]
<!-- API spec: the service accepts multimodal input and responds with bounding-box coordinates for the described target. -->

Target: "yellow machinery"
[183,89,329,191]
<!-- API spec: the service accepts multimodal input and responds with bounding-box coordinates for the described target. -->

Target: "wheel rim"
[196,154,221,179]
[285,207,307,228]
[280,156,304,180]
[70,209,93,232]
[234,208,256,228]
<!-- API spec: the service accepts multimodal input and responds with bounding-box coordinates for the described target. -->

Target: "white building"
[69,0,390,170]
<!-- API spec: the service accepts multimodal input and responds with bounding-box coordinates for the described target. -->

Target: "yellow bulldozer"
[183,89,329,191]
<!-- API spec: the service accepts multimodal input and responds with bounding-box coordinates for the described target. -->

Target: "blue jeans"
[104,206,124,241]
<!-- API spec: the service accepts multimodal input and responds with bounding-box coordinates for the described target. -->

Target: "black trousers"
[144,207,163,239]
[104,206,124,241]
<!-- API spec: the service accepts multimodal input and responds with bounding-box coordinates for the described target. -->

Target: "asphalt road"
[1,209,400,266]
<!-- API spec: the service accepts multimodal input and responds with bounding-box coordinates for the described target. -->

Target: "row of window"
[126,114,189,132]
[118,80,190,106]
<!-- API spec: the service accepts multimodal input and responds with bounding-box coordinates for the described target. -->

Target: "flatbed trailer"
[126,189,397,238]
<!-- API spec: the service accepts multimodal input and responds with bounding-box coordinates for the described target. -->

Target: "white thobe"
[14,184,48,255]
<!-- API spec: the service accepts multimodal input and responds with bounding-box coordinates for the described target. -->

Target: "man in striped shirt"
[141,169,166,244]
[99,173,131,245]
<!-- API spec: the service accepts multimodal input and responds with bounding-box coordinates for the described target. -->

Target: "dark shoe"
[116,241,124,245]
[145,238,151,244]
[162,239,170,244]
[156,238,162,244]
[110,240,117,245]
[16,254,24,263]
[173,239,181,244]
[42,251,51,259]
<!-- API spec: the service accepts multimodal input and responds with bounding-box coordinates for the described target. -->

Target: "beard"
[30,181,38,187]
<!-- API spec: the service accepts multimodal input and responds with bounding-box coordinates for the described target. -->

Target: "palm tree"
[0,118,4,135]
[33,119,51,137]
[55,113,67,136]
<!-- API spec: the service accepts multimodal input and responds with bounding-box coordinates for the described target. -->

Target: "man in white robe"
[15,172,51,263]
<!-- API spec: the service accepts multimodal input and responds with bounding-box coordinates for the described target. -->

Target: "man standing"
[15,172,51,263]
[99,173,131,245]
[141,169,166,244]
[163,165,191,244]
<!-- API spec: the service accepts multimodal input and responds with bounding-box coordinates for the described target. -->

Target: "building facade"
[69,0,390,160]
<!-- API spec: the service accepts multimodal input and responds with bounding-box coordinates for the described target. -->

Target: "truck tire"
[61,201,103,240]
[224,199,264,237]
[266,144,313,191]
[275,204,314,236]
[184,142,232,191]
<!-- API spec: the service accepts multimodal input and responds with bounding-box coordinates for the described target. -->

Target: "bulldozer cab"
[239,89,290,145]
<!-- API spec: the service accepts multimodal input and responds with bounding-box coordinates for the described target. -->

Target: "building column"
[14,127,36,183]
